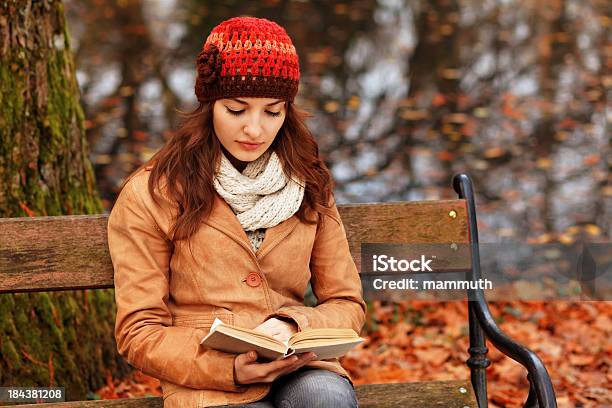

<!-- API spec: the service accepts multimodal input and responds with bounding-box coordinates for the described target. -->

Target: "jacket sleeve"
[108,177,246,392]
[265,196,367,335]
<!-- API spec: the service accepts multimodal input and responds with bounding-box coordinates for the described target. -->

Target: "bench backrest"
[0,200,470,293]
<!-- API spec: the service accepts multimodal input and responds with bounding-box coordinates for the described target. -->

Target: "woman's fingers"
[253,318,298,342]
[235,351,317,384]
[263,352,317,381]
[260,354,301,372]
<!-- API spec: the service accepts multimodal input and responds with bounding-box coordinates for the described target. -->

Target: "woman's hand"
[234,351,317,385]
[253,317,298,342]
[233,318,309,385]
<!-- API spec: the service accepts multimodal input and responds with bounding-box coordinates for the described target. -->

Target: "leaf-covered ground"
[94,301,611,407]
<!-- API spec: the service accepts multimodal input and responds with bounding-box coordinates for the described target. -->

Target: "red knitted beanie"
[195,17,300,103]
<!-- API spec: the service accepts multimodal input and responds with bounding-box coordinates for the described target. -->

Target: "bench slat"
[339,200,470,274]
[0,215,112,293]
[356,379,478,407]
[9,380,477,407]
[0,200,470,293]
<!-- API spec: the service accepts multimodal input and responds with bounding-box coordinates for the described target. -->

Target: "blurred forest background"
[67,0,610,245]
[2,0,610,407]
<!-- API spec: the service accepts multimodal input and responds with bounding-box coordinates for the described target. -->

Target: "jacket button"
[245,272,262,287]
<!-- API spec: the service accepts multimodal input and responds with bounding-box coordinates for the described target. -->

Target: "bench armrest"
[453,173,558,408]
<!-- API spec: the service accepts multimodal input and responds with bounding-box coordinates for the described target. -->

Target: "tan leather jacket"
[107,167,366,407]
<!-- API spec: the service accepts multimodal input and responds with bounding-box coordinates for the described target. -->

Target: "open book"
[200,318,365,361]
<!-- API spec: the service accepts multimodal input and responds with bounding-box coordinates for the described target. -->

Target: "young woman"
[107,16,366,408]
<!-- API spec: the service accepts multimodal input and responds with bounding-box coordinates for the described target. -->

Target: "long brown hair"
[121,101,335,243]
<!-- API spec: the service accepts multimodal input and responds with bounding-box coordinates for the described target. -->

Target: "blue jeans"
[213,368,358,407]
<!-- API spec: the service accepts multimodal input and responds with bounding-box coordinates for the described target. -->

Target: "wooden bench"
[1,174,557,407]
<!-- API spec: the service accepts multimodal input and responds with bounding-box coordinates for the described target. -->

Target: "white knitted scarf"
[213,150,305,233]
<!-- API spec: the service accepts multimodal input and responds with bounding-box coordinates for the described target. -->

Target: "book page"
[289,327,362,344]
[291,338,364,360]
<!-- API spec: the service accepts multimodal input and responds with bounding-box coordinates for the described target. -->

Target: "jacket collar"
[203,193,300,262]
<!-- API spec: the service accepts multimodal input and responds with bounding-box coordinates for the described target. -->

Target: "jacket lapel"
[203,194,254,256]
[203,193,300,261]
[256,216,299,261]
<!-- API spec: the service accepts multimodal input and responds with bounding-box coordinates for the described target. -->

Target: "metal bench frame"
[453,174,557,407]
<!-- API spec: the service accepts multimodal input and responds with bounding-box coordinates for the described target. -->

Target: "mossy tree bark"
[0,0,130,399]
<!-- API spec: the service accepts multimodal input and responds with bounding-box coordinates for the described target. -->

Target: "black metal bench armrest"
[453,173,557,408]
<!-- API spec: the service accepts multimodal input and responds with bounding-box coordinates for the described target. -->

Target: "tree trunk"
[0,0,130,399]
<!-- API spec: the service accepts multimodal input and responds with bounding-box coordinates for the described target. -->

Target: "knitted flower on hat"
[195,16,300,103]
